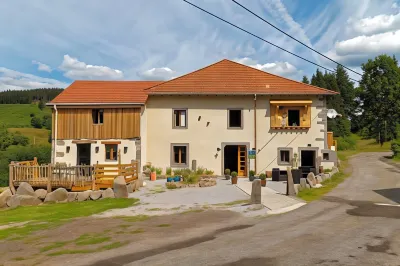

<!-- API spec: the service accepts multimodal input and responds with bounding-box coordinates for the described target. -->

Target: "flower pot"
[150,172,157,181]
[261,179,266,187]
[167,177,173,182]
[249,175,256,182]
[231,176,238,184]
[225,175,231,180]
[173,176,180,182]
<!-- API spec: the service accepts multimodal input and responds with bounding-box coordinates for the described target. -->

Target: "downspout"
[53,104,58,164]
[254,94,257,173]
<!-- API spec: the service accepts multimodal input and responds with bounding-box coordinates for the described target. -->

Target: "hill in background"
[0,88,63,104]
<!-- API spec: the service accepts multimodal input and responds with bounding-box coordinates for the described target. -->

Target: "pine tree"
[302,76,309,84]
[335,65,355,118]
[310,69,327,88]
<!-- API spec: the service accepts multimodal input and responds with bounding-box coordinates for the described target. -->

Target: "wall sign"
[248,150,256,159]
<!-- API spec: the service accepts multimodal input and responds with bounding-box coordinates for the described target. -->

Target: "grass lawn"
[8,128,50,145]
[297,135,390,202]
[0,198,139,240]
[0,104,51,128]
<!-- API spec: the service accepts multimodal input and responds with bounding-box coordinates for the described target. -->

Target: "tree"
[42,114,52,130]
[302,76,309,84]
[0,124,13,150]
[31,116,43,129]
[359,54,400,145]
[38,100,45,110]
[311,69,327,88]
[335,65,355,118]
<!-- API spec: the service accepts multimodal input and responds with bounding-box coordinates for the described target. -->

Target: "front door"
[77,144,91,165]
[238,145,247,177]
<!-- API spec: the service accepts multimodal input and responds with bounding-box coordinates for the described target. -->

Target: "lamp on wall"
[217,147,221,152]
[124,147,128,154]
[66,146,70,153]
[95,146,99,153]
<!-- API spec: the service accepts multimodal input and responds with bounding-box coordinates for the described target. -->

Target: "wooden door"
[237,145,247,177]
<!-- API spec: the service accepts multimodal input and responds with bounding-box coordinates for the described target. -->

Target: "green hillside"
[0,104,51,128]
[8,128,50,146]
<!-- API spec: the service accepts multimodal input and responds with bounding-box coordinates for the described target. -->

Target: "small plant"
[259,173,266,180]
[149,166,156,173]
[231,171,238,178]
[324,169,332,173]
[155,167,162,175]
[166,182,178,189]
[195,166,205,175]
[249,170,255,177]
[181,168,192,179]
[230,171,238,184]
[205,169,214,175]
[173,169,182,176]
[166,167,172,176]
[224,169,231,175]
[183,173,199,184]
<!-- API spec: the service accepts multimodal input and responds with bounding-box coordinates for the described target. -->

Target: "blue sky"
[1,0,400,91]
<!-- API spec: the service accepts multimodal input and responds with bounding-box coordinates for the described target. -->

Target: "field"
[0,104,51,128]
[8,128,50,145]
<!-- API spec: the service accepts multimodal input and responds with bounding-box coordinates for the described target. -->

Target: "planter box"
[291,169,302,184]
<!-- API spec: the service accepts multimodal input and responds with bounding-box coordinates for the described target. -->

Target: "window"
[105,144,118,161]
[171,144,188,167]
[323,153,329,160]
[173,109,187,128]
[228,109,242,128]
[288,110,300,127]
[277,148,292,165]
[92,109,104,124]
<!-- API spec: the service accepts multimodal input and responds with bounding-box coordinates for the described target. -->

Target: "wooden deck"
[9,160,139,193]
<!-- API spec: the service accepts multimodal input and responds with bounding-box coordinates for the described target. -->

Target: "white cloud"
[59,55,123,80]
[32,60,52,72]
[392,2,398,9]
[138,67,175,80]
[349,13,400,35]
[0,67,68,91]
[235,57,298,77]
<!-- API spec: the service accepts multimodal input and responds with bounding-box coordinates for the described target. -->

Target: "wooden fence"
[9,160,139,193]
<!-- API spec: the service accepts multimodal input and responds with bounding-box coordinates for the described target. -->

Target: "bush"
[337,135,357,151]
[259,173,266,180]
[391,139,400,157]
[166,182,178,189]
[166,167,172,176]
[249,170,255,177]
[155,167,162,175]
[183,173,199,184]
[12,133,29,146]
[149,166,156,173]
[173,169,182,176]
[231,171,238,178]
[181,168,192,179]
[31,116,43,129]
[42,114,52,130]
[224,169,231,175]
[195,166,205,175]
[205,169,214,175]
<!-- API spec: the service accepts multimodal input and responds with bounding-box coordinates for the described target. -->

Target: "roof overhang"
[46,102,145,108]
[147,92,334,96]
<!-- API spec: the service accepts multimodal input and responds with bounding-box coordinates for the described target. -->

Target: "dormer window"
[92,109,104,124]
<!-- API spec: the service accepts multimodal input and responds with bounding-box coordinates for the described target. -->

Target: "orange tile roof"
[146,59,338,95]
[51,81,162,104]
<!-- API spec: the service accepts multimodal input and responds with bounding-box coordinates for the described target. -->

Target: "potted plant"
[249,170,256,181]
[150,166,157,181]
[224,169,231,180]
[231,171,238,184]
[259,173,266,187]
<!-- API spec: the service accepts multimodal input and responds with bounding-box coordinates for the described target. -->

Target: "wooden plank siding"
[270,102,311,129]
[53,108,140,140]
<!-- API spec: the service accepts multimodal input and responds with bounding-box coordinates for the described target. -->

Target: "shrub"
[249,170,255,177]
[181,168,192,179]
[259,173,266,180]
[12,133,29,146]
[337,135,357,151]
[195,166,205,175]
[173,169,182,176]
[391,139,400,157]
[231,171,238,178]
[31,116,43,129]
[166,182,177,189]
[166,167,172,176]
[149,166,156,173]
[205,169,214,175]
[155,167,162,175]
[224,169,231,175]
[42,114,52,130]
[183,173,199,184]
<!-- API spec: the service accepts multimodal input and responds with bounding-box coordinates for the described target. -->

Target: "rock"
[7,195,41,208]
[315,184,323,188]
[127,183,134,193]
[16,182,35,197]
[250,179,261,204]
[307,172,317,188]
[332,166,339,174]
[113,176,128,198]
[306,184,311,189]
[132,180,139,191]
[294,184,301,195]
[286,167,296,196]
[142,181,147,187]
[0,188,12,208]
[44,188,68,203]
[300,178,307,188]
[90,190,102,200]
[77,190,92,201]
[199,177,217,187]
[143,168,151,176]
[67,192,78,202]
[34,189,47,200]
[316,175,323,184]
[102,188,115,199]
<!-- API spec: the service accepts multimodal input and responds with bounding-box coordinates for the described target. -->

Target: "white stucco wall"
[146,95,328,176]
[53,139,137,166]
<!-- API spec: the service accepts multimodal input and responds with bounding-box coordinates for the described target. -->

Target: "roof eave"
[147,92,338,96]
[47,102,145,106]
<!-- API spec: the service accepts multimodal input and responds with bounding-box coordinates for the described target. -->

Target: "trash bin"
[272,168,280,182]
[291,169,302,184]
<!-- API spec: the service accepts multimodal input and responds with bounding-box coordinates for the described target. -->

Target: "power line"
[232,0,362,76]
[182,0,360,83]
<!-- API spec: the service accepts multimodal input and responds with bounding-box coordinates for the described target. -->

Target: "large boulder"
[0,188,12,208]
[77,190,92,201]
[133,179,140,190]
[101,188,115,199]
[127,183,134,194]
[316,175,323,184]
[300,178,307,189]
[16,182,35,197]
[250,179,261,204]
[286,167,296,196]
[34,189,47,200]
[44,188,68,203]
[90,190,102,200]
[332,166,339,175]
[67,192,78,202]
[307,172,317,188]
[294,184,301,195]
[113,176,128,198]
[7,195,41,208]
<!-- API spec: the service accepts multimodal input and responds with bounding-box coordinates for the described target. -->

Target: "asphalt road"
[94,152,400,266]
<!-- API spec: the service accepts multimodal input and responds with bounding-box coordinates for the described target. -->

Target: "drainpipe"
[53,104,58,164]
[254,94,257,173]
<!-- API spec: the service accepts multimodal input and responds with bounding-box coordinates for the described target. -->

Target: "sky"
[1,0,400,91]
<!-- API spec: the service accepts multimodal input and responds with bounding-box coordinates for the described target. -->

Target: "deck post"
[47,164,52,193]
[9,163,16,195]
[92,163,97,191]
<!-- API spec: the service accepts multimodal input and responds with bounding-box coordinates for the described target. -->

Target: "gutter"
[254,94,257,173]
[46,102,145,106]
[53,104,58,164]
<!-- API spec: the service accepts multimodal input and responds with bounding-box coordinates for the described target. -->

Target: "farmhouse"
[47,59,338,177]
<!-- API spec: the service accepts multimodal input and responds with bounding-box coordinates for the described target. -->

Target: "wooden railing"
[327,132,338,151]
[94,161,139,189]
